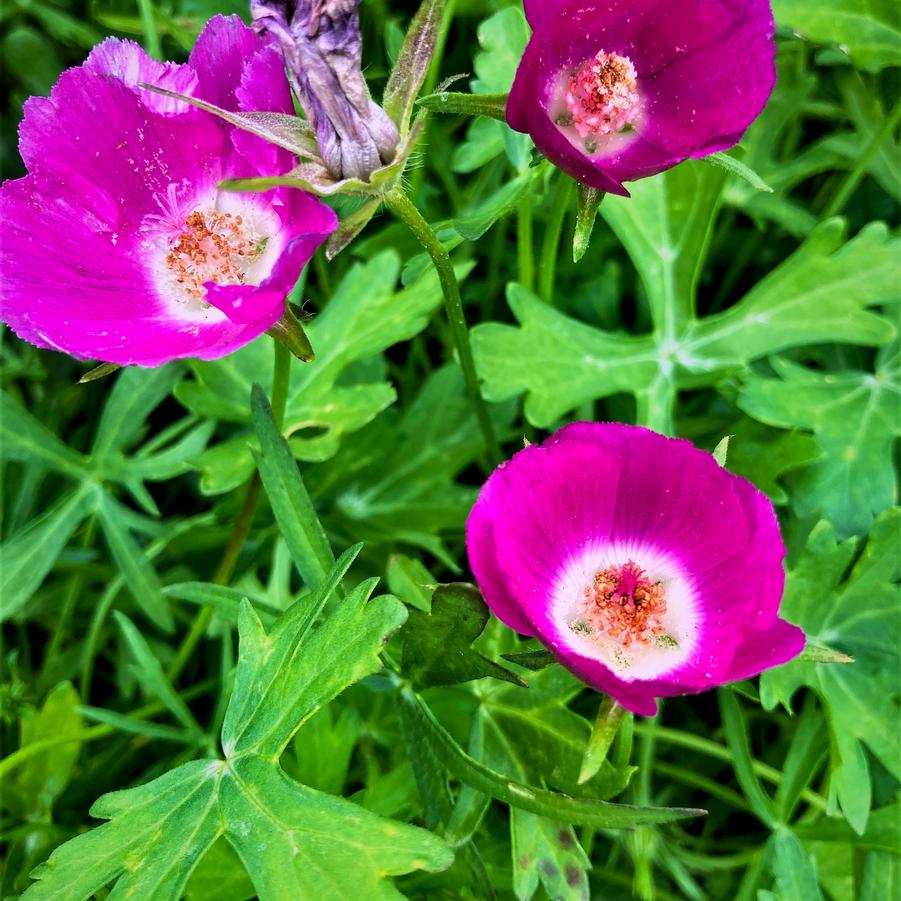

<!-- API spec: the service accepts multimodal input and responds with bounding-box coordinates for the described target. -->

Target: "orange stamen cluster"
[165,210,260,300]
[577,561,667,647]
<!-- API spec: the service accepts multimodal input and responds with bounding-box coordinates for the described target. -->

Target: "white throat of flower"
[142,184,284,321]
[550,50,644,159]
[550,540,699,681]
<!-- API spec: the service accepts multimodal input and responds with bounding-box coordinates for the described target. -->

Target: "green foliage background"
[1,0,899,899]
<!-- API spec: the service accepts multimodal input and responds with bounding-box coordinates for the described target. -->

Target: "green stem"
[166,343,292,682]
[538,177,573,303]
[517,192,535,293]
[41,517,97,688]
[385,186,502,464]
[634,722,828,812]
[632,711,659,901]
[824,97,901,219]
[136,0,161,59]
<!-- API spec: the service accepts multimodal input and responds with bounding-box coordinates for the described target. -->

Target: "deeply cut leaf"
[760,509,901,834]
[22,554,450,900]
[739,347,900,538]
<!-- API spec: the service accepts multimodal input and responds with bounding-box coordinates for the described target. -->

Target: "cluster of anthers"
[564,51,640,141]
[165,209,263,301]
[573,560,668,648]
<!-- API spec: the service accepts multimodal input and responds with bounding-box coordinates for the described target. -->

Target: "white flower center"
[550,541,699,680]
[550,50,643,159]
[141,186,283,320]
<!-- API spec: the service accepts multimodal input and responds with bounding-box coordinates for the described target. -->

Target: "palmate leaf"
[176,251,455,494]
[760,508,901,834]
[0,366,213,626]
[472,161,898,434]
[739,347,900,538]
[452,6,531,174]
[22,550,452,900]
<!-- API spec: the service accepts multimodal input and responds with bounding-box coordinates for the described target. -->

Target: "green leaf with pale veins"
[472,282,658,428]
[453,7,531,173]
[401,583,525,689]
[685,221,898,367]
[21,553,451,901]
[770,829,825,901]
[472,164,899,435]
[739,346,900,537]
[760,509,901,834]
[476,161,727,432]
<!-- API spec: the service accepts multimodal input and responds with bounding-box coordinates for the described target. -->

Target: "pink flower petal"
[466,422,805,714]
[507,0,776,189]
[1,15,337,367]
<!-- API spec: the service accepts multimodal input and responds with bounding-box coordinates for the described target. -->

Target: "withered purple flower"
[252,0,400,180]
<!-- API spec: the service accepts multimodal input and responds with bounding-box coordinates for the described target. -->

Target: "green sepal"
[382,0,444,138]
[79,362,121,384]
[325,196,382,260]
[573,183,605,262]
[220,118,425,199]
[140,83,320,159]
[266,304,315,363]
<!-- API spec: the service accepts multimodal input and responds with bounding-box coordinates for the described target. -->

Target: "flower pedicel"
[467,422,805,715]
[507,0,778,195]
[0,16,337,367]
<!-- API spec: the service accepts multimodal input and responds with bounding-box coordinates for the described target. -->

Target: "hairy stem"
[385,186,502,464]
[823,97,901,218]
[538,176,573,303]
[517,192,535,293]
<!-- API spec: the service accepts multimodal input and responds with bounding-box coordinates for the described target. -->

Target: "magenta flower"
[466,423,805,715]
[506,0,777,195]
[0,16,337,366]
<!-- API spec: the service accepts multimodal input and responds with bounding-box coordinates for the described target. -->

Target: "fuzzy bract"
[506,0,777,195]
[0,15,337,367]
[466,422,805,715]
